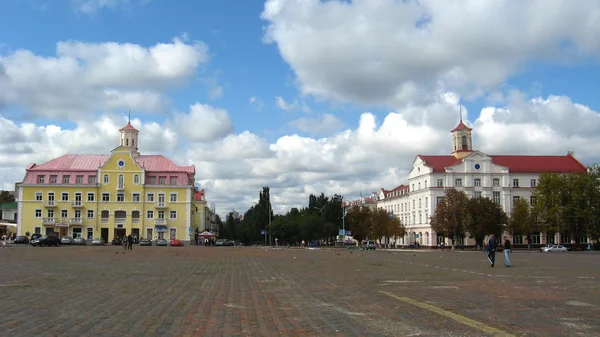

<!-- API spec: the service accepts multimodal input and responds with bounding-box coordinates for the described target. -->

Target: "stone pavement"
[1,245,599,336]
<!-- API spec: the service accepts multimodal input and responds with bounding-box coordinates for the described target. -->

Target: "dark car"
[14,236,29,244]
[156,238,168,246]
[364,241,376,250]
[140,238,152,246]
[31,233,43,240]
[31,235,61,247]
[111,238,122,246]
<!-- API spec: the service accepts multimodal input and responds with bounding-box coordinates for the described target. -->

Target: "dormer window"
[38,175,45,184]
[63,175,70,184]
[50,175,57,183]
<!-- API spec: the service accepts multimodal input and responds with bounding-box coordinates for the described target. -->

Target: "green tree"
[0,190,15,203]
[533,173,566,242]
[346,205,372,243]
[465,196,507,250]
[430,189,469,250]
[507,197,535,248]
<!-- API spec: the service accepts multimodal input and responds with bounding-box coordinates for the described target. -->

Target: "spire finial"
[459,104,462,123]
[128,110,131,123]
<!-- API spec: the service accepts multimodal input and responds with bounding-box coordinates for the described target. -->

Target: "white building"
[377,117,588,247]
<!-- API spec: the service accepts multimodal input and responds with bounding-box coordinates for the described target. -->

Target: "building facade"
[377,117,588,247]
[16,120,197,242]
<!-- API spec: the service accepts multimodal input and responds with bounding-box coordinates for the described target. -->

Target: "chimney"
[567,151,574,156]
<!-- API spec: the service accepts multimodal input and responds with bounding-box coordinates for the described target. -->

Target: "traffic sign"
[339,229,345,236]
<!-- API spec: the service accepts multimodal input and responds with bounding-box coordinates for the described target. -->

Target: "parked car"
[156,238,168,246]
[140,238,152,246]
[14,236,29,244]
[73,237,87,245]
[215,239,225,246]
[541,244,568,252]
[364,241,376,250]
[31,235,61,247]
[91,238,105,246]
[31,233,43,240]
[61,236,74,245]
[170,239,183,246]
[111,237,122,246]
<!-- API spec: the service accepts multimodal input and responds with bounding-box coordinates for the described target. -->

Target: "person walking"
[122,236,128,250]
[487,234,497,267]
[127,234,133,250]
[503,236,512,267]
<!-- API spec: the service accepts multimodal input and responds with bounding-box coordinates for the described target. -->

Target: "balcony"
[117,183,125,191]
[42,217,57,225]
[154,218,166,225]
[115,217,127,225]
[132,218,140,224]
[71,201,84,208]
[44,200,57,207]
[101,218,109,224]
[155,201,168,208]
[70,218,83,225]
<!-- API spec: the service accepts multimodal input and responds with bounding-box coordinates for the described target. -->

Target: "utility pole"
[268,203,271,246]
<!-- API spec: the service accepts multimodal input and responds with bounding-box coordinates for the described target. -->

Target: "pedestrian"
[1,234,6,247]
[127,234,133,250]
[487,234,497,267]
[123,236,128,250]
[503,236,512,267]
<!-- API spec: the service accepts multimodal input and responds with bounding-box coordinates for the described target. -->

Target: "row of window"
[384,197,430,214]
[36,209,179,220]
[32,227,179,240]
[36,174,180,185]
[34,192,179,203]
[449,178,537,188]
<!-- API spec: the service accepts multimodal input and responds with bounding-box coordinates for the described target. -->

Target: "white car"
[541,244,568,252]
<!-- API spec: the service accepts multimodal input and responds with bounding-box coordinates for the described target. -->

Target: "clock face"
[474,163,481,170]
[118,160,125,167]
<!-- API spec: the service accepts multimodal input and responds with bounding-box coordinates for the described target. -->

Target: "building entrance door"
[101,228,109,243]
[114,228,126,241]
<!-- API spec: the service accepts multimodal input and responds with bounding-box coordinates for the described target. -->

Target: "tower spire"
[459,104,462,123]
[128,110,131,123]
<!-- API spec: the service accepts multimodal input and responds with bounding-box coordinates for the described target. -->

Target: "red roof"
[26,154,194,173]
[119,122,138,132]
[451,122,472,132]
[418,154,587,173]
[380,184,409,198]
[194,189,205,201]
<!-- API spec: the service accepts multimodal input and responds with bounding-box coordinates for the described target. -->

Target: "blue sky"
[1,0,600,214]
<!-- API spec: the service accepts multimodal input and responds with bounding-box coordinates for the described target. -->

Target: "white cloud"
[275,96,296,110]
[289,113,344,135]
[0,36,209,119]
[73,0,148,14]
[249,96,264,111]
[2,93,600,215]
[261,0,600,106]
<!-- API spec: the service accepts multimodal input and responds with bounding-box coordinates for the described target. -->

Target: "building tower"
[119,112,140,157]
[451,105,473,160]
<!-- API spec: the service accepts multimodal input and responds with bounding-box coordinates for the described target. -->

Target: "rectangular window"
[38,175,45,183]
[425,197,428,208]
[134,175,140,184]
[170,193,177,202]
[169,210,177,219]
[530,196,537,206]
[474,178,481,186]
[61,192,69,201]
[418,198,422,209]
[493,178,500,187]
[35,209,42,218]
[87,210,94,219]
[35,192,42,201]
[74,209,81,219]
[72,228,82,238]
[424,181,428,189]
[512,179,519,187]
[158,210,165,219]
[149,177,156,184]
[89,176,96,184]
[87,193,95,202]
[436,197,443,205]
[147,193,154,202]
[412,200,415,209]
[63,175,70,184]
[529,232,541,244]
[170,176,177,185]
[492,191,501,204]
[47,209,54,218]
[159,176,166,184]
[132,193,140,202]
[117,193,125,202]
[455,179,462,187]
[437,179,443,187]
[76,175,84,184]
[512,196,520,207]
[87,228,93,239]
[35,227,41,234]
[102,193,110,202]
[61,210,68,219]
[147,210,154,219]
[512,235,523,245]
[530,179,537,187]
[474,191,482,198]
[103,174,109,184]
[50,175,57,183]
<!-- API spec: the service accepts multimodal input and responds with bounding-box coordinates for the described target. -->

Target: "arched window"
[461,135,468,150]
[132,139,135,147]
[103,174,109,184]
[134,174,140,184]
[126,139,129,146]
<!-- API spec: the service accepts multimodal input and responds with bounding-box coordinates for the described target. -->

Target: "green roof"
[0,202,18,210]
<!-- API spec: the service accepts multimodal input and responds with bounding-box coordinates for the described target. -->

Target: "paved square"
[1,245,599,336]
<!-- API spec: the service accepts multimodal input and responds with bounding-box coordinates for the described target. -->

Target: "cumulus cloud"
[172,103,235,142]
[275,96,310,113]
[261,0,600,106]
[73,0,148,14]
[0,36,209,119]
[289,113,344,136]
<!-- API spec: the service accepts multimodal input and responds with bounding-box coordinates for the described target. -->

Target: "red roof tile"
[28,154,110,171]
[135,155,195,173]
[451,122,472,132]
[418,154,587,173]
[194,189,205,201]
[119,122,138,132]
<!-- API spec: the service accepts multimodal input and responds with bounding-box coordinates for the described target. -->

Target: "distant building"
[377,116,588,247]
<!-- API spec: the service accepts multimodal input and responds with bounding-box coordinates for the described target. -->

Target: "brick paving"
[1,245,599,337]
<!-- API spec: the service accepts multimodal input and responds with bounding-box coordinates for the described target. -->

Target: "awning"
[197,231,215,237]
[0,222,17,227]
[155,225,167,232]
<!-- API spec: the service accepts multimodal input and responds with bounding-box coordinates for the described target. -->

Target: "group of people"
[122,235,134,250]
[485,234,512,267]
[1,234,12,247]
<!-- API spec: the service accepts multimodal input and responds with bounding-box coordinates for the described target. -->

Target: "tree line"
[230,187,406,246]
[431,167,600,249]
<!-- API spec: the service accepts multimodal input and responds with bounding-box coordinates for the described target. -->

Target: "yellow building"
[16,120,197,243]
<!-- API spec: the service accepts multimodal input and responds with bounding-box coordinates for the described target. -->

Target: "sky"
[1,0,600,217]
